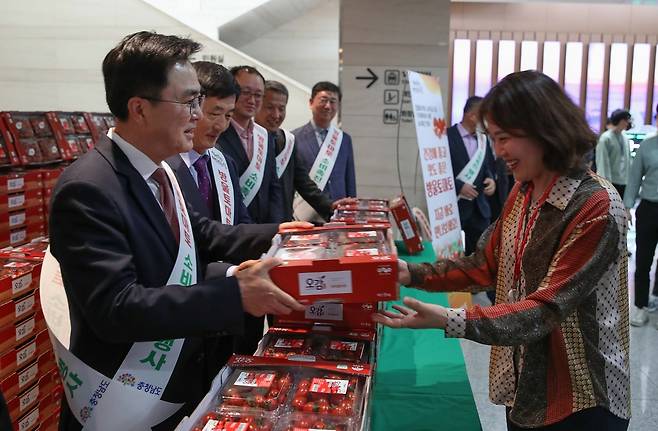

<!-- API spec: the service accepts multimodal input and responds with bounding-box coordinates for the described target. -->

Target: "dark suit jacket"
[216,124,284,224]
[447,124,495,229]
[50,136,278,430]
[292,122,356,201]
[486,156,510,221]
[166,152,252,225]
[272,129,333,221]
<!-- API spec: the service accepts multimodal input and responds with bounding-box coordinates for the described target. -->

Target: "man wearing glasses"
[292,81,356,221]
[47,32,305,430]
[217,65,284,355]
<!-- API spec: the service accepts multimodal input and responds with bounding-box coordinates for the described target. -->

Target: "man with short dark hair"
[217,66,285,355]
[47,32,304,430]
[447,96,496,257]
[596,109,632,198]
[293,81,356,220]
[255,80,333,221]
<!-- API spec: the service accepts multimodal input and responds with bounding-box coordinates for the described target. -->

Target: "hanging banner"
[408,71,462,259]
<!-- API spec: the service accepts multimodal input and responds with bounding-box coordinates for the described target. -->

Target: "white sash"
[275,129,295,179]
[239,123,268,207]
[40,162,197,430]
[293,125,343,221]
[456,132,487,186]
[208,148,234,225]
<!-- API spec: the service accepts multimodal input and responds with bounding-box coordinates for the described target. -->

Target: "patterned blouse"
[408,170,631,427]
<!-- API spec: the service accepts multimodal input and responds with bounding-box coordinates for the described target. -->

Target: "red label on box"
[273,338,304,349]
[310,378,349,394]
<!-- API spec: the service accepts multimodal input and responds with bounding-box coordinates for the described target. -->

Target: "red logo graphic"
[433,117,447,138]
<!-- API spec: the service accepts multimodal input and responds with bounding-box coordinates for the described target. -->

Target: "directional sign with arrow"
[356,67,379,88]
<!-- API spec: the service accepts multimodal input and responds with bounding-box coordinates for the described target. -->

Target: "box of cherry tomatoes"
[273,302,377,331]
[181,355,372,431]
[334,198,389,212]
[256,327,374,364]
[330,210,390,225]
[266,224,398,304]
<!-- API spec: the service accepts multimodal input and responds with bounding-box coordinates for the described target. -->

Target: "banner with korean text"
[408,71,463,259]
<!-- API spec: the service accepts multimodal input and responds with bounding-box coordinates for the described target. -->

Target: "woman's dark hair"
[192,62,240,99]
[102,31,201,120]
[479,70,597,174]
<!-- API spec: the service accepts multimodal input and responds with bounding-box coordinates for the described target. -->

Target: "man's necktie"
[319,129,328,146]
[150,167,180,244]
[193,154,212,212]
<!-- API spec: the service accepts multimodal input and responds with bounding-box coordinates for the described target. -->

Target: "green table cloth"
[371,241,482,430]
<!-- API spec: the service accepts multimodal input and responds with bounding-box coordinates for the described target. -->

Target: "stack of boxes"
[0,239,61,431]
[0,172,45,248]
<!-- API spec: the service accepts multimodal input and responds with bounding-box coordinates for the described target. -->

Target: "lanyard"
[513,176,559,284]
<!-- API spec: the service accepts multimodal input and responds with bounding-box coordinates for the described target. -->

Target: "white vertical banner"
[408,71,463,259]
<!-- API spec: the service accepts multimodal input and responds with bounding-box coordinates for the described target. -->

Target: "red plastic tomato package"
[218,368,293,413]
[261,335,308,359]
[193,410,275,431]
[277,413,351,431]
[290,371,363,418]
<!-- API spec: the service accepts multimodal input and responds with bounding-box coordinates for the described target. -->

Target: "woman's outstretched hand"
[372,296,448,329]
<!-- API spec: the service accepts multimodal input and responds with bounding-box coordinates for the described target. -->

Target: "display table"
[371,242,482,431]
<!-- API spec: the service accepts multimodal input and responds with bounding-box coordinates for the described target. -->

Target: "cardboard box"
[0,238,49,262]
[0,171,43,195]
[0,207,45,235]
[274,302,377,331]
[71,114,90,134]
[267,224,398,304]
[0,329,51,380]
[0,310,45,355]
[10,379,61,428]
[336,198,389,212]
[0,289,38,328]
[389,195,424,255]
[0,189,44,213]
[0,118,21,167]
[0,222,47,248]
[6,368,59,421]
[0,349,55,400]
[0,260,41,304]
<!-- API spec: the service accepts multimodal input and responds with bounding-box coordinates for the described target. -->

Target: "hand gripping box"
[389,195,423,254]
[266,224,398,304]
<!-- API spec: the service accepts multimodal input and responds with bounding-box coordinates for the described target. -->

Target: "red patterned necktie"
[150,167,180,244]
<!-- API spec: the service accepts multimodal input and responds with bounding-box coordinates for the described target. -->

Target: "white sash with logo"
[293,125,343,221]
[275,129,295,179]
[456,132,487,186]
[208,148,234,225]
[40,162,197,430]
[239,123,268,207]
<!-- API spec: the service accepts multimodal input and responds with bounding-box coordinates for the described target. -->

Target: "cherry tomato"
[303,401,316,412]
[317,403,330,414]
[330,406,345,416]
[292,395,306,410]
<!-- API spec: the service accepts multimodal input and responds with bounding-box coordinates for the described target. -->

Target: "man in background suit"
[216,65,284,355]
[166,62,252,379]
[293,82,356,219]
[255,80,336,221]
[216,65,283,225]
[447,96,496,257]
[48,32,304,430]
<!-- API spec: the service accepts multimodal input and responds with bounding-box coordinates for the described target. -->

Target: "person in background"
[624,130,658,327]
[255,80,334,221]
[374,71,630,431]
[595,109,632,198]
[447,96,496,257]
[217,65,285,355]
[168,61,251,226]
[293,82,356,220]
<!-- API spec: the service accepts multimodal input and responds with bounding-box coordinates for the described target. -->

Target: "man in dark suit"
[447,96,496,257]
[216,66,283,225]
[216,65,285,355]
[255,80,334,221]
[47,32,304,430]
[168,62,251,226]
[293,82,356,220]
[166,62,253,381]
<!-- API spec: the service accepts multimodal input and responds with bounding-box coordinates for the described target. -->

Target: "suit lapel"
[168,154,211,219]
[449,125,470,171]
[218,125,249,174]
[301,122,320,165]
[96,136,178,258]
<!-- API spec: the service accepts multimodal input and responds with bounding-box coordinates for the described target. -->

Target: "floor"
[460,219,658,431]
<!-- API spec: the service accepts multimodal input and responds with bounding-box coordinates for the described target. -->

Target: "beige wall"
[0,0,311,130]
[339,0,451,210]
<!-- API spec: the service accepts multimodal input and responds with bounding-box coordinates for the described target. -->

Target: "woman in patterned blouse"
[375,71,630,430]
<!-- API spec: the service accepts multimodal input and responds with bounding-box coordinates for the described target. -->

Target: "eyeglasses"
[140,94,205,116]
[239,89,264,101]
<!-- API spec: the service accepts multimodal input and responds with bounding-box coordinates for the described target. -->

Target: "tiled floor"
[460,220,658,430]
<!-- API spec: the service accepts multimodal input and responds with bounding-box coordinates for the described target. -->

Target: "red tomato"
[303,401,316,412]
[292,395,306,410]
[253,394,266,407]
[317,403,330,415]
[330,406,345,416]
[313,420,326,429]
